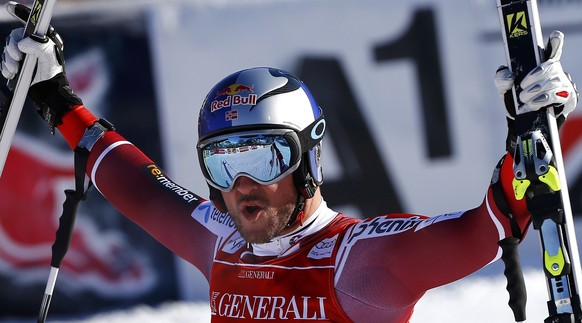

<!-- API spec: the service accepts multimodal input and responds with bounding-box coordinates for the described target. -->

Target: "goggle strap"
[297,113,326,153]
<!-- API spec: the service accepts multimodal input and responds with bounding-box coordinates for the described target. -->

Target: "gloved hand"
[1,27,82,134]
[495,30,578,120]
[494,30,579,153]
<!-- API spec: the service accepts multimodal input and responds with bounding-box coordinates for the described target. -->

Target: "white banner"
[146,0,582,299]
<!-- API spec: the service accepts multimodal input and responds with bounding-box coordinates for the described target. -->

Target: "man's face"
[222,174,297,244]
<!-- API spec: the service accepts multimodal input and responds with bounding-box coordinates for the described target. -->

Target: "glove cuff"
[506,117,517,156]
[59,105,98,149]
[490,153,531,239]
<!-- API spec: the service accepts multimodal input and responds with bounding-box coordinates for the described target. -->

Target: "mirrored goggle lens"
[200,134,298,191]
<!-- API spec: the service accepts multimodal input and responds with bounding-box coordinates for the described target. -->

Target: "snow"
[48,303,213,323]
[414,270,549,322]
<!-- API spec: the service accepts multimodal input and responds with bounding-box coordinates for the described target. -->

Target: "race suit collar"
[251,199,337,257]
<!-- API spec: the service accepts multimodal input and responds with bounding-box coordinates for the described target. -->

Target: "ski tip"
[5,1,30,24]
[5,1,17,16]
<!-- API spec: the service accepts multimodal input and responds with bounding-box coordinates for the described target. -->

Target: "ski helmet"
[197,67,326,212]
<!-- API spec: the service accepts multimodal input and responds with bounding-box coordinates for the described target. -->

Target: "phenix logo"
[211,83,257,112]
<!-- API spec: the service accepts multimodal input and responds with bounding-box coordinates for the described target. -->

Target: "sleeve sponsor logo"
[414,211,464,232]
[197,202,236,228]
[145,164,199,203]
[344,213,465,245]
[346,216,423,244]
[193,202,237,238]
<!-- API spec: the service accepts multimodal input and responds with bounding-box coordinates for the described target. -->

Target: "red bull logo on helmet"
[211,83,257,112]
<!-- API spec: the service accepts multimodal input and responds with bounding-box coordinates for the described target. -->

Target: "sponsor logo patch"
[308,234,338,260]
[346,216,423,244]
[211,83,257,112]
[209,291,328,320]
[146,164,199,203]
[414,211,464,231]
[237,269,275,280]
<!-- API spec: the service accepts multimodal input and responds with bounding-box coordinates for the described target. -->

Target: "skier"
[270,141,289,174]
[1,25,578,322]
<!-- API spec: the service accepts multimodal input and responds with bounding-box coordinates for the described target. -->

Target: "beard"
[230,196,296,244]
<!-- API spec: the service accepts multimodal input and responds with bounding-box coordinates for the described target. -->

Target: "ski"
[0,0,58,178]
[496,0,582,322]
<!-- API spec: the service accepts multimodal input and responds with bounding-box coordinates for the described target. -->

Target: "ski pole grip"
[50,189,79,268]
[499,236,527,322]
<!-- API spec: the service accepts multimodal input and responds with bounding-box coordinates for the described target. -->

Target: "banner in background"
[148,0,582,299]
[0,13,178,317]
[149,0,582,218]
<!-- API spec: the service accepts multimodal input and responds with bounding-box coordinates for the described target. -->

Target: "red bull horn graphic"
[211,83,257,112]
[0,136,155,297]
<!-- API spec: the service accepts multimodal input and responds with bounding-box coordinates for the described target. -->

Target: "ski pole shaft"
[0,0,57,178]
[37,267,59,323]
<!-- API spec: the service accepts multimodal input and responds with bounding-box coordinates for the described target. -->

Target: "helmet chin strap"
[286,194,306,228]
[287,156,317,228]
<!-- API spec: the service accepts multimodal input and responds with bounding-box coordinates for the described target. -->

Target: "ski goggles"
[198,129,303,191]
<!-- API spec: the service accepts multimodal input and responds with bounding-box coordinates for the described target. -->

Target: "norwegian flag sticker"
[226,110,238,121]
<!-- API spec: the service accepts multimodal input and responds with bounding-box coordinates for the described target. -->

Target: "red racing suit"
[56,106,530,322]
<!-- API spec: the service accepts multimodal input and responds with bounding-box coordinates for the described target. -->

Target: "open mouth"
[244,205,260,214]
[240,202,263,222]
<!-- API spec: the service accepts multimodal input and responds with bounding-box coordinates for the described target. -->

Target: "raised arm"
[2,25,220,278]
[333,31,578,320]
[333,155,528,319]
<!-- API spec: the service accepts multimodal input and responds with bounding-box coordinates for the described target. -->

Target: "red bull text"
[212,83,257,112]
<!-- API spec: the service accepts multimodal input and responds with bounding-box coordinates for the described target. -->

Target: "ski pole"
[496,0,582,321]
[38,144,91,323]
[38,190,78,323]
[0,0,57,177]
